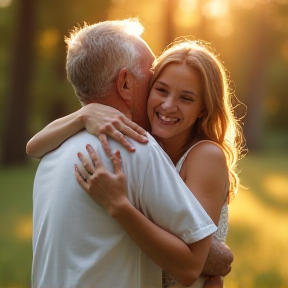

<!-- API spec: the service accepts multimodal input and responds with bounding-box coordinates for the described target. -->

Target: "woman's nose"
[161,97,178,113]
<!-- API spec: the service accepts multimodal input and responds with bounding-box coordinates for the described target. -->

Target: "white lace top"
[162,141,229,288]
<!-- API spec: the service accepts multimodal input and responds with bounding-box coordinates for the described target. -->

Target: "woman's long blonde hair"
[151,39,246,202]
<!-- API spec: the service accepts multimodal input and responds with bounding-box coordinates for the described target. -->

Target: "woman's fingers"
[74,164,88,189]
[111,129,136,153]
[98,134,112,157]
[122,118,148,138]
[111,150,123,175]
[98,116,148,153]
[119,117,148,142]
[86,144,103,169]
[77,151,94,175]
[74,145,128,215]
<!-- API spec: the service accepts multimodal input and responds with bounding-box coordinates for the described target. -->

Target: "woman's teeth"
[158,113,179,123]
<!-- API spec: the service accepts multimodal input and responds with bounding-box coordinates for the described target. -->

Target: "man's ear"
[117,68,133,101]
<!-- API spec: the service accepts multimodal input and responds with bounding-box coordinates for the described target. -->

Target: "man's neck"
[87,92,132,120]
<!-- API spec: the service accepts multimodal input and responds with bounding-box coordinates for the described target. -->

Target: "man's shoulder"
[41,130,100,162]
[65,130,99,144]
[128,133,162,152]
[115,133,166,160]
[115,133,174,169]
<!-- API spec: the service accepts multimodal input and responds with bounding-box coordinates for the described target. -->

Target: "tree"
[1,0,113,165]
[2,0,36,165]
[241,4,272,151]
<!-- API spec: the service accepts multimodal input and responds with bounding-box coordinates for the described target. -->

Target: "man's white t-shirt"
[32,131,216,288]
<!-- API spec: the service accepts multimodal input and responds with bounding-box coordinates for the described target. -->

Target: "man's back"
[32,131,162,287]
[33,131,215,288]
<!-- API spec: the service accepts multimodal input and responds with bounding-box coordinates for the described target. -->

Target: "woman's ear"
[117,68,133,101]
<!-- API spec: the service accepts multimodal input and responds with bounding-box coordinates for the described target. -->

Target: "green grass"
[0,160,38,287]
[225,151,288,288]
[0,153,287,288]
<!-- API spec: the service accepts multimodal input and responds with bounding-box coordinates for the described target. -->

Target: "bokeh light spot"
[202,0,229,19]
[39,28,61,56]
[14,216,32,240]
[0,0,12,8]
[263,175,288,201]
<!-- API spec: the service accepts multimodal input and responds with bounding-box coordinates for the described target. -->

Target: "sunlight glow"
[202,0,229,19]
[0,0,12,8]
[111,0,126,5]
[263,175,288,201]
[275,0,288,4]
[179,0,198,11]
[235,0,257,9]
[214,19,234,37]
[228,187,288,282]
[176,0,201,28]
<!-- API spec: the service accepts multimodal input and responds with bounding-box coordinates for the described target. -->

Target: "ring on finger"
[118,132,124,139]
[87,170,94,176]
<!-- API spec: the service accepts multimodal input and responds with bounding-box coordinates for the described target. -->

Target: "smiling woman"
[148,63,204,152]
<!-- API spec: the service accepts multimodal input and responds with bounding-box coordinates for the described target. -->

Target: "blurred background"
[0,0,287,287]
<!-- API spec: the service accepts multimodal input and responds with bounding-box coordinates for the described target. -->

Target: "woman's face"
[147,62,204,143]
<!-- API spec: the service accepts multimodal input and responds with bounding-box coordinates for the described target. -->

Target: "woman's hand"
[81,104,148,157]
[75,144,129,216]
[26,103,148,158]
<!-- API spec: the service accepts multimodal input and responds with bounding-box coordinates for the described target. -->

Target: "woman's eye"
[156,87,167,93]
[181,96,194,102]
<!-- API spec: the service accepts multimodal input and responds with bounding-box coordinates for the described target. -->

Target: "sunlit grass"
[225,152,288,288]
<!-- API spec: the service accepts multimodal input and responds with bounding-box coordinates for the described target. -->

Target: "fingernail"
[77,152,82,158]
[86,144,92,151]
[141,136,148,142]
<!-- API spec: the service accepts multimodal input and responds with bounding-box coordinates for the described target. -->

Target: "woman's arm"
[26,103,148,158]
[182,142,231,287]
[75,145,230,286]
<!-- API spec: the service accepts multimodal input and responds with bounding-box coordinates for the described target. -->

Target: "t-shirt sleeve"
[138,141,217,244]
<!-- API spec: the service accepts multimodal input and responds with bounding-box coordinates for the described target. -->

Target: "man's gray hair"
[65,18,144,104]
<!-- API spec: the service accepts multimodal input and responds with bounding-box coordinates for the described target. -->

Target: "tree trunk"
[164,0,178,46]
[243,9,270,152]
[2,0,36,165]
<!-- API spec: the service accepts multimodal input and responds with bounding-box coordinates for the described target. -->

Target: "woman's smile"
[156,112,180,124]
